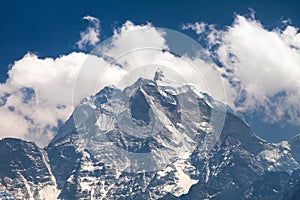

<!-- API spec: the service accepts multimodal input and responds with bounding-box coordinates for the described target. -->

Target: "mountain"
[1,73,300,199]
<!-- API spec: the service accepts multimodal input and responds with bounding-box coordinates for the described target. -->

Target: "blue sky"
[1,0,298,82]
[1,0,300,144]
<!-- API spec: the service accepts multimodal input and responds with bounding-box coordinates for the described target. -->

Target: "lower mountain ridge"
[1,75,300,200]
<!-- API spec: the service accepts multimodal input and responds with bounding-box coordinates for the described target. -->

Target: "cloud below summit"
[1,14,300,146]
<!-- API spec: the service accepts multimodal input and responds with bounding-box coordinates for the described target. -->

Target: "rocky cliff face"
[1,76,300,200]
[0,138,59,199]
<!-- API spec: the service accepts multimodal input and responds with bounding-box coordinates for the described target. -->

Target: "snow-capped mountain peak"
[1,75,300,199]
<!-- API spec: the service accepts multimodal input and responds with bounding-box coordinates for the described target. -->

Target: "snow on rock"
[256,141,300,173]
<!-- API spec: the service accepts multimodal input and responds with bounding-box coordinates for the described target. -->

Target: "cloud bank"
[184,14,300,125]
[0,52,87,146]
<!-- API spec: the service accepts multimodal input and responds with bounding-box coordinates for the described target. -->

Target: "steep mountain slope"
[0,138,59,199]
[167,115,299,199]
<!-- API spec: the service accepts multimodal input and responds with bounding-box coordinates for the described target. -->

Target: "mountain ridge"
[1,75,300,199]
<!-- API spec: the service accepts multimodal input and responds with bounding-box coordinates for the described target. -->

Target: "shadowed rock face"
[130,88,151,124]
[1,76,300,199]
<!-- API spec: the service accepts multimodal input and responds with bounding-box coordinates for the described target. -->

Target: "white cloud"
[77,15,101,50]
[0,52,112,146]
[182,22,206,34]
[97,21,168,61]
[185,15,300,125]
[93,21,228,102]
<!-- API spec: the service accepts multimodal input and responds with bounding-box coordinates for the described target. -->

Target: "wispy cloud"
[77,15,100,50]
